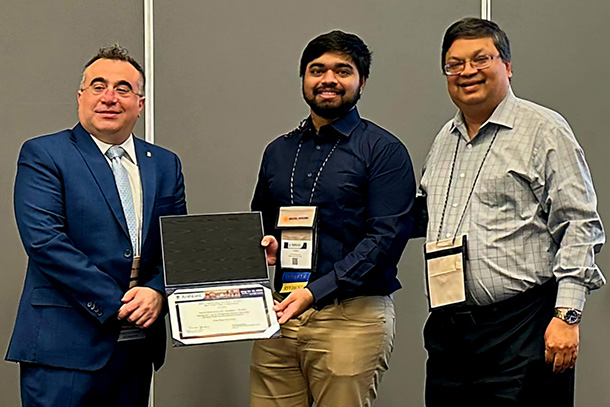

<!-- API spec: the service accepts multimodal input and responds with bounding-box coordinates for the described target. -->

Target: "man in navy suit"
[6,44,186,406]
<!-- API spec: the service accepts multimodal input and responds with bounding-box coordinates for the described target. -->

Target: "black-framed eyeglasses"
[80,82,142,98]
[443,55,501,76]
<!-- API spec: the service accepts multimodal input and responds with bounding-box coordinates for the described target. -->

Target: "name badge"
[424,235,467,309]
[281,230,313,269]
[118,327,146,342]
[277,206,318,271]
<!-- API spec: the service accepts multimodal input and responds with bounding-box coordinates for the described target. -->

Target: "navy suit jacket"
[6,123,186,371]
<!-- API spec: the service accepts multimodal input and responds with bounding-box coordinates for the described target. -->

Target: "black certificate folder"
[160,212,280,346]
[161,212,269,287]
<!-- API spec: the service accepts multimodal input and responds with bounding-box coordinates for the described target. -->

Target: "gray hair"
[80,44,145,95]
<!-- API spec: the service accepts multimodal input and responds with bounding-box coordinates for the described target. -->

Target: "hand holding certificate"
[273,287,314,324]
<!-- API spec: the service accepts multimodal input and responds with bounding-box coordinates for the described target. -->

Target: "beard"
[302,86,361,120]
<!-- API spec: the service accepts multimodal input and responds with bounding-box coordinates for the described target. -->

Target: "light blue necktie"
[106,146,138,253]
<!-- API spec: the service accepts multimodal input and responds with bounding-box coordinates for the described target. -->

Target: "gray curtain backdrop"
[1,1,607,405]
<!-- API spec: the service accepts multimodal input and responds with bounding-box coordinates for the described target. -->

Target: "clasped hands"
[117,287,164,329]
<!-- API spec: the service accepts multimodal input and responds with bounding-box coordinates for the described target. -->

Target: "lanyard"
[436,127,499,242]
[290,137,341,205]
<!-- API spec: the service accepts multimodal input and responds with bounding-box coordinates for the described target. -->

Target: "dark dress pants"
[20,339,153,407]
[424,280,574,407]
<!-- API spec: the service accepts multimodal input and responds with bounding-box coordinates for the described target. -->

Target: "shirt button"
[467,144,473,149]
[445,233,452,238]
[452,203,458,208]
[315,145,321,150]
[124,249,132,258]
[459,173,465,178]
[307,173,313,178]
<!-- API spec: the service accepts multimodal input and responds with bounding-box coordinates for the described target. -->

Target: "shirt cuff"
[555,278,588,310]
[306,271,339,306]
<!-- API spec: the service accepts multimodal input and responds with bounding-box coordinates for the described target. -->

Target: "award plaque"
[160,212,280,346]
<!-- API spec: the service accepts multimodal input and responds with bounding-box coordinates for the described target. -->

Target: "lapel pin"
[146,151,152,157]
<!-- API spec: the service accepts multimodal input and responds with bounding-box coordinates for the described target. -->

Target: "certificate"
[161,212,280,346]
[168,284,280,345]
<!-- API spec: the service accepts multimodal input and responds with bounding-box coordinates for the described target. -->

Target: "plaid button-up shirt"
[420,88,605,310]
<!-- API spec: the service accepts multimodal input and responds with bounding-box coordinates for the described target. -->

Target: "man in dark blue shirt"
[250,30,416,407]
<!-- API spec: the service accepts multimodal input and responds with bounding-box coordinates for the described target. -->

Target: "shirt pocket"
[333,171,366,209]
[473,173,535,222]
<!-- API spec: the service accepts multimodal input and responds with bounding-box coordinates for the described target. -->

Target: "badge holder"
[422,128,499,310]
[160,212,280,346]
[424,235,467,309]
[276,206,318,295]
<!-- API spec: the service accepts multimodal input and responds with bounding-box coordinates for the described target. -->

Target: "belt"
[434,278,556,326]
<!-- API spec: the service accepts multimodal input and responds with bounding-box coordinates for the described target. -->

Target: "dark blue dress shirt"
[252,108,416,307]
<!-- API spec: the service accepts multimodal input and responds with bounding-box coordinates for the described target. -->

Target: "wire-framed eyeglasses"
[80,82,142,98]
[443,55,501,76]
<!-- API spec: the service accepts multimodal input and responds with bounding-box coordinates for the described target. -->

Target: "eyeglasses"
[443,55,501,76]
[80,82,142,98]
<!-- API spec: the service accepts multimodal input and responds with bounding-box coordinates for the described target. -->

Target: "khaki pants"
[250,295,395,407]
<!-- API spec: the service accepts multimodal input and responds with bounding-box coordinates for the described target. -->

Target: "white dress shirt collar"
[89,134,138,166]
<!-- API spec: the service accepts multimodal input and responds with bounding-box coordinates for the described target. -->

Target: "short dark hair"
[80,44,145,95]
[299,30,372,79]
[441,18,511,71]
